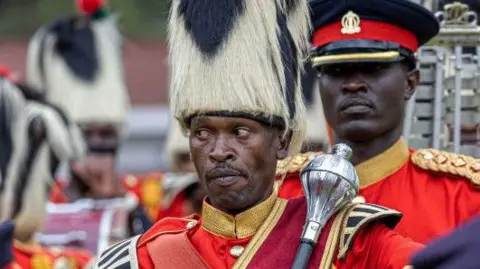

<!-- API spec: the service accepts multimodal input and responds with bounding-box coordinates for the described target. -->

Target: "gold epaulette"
[411,149,480,186]
[276,151,325,176]
[337,203,402,259]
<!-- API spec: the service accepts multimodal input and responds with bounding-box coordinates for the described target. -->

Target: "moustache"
[205,165,246,180]
[339,97,374,111]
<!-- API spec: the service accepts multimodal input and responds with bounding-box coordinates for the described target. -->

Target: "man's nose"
[342,75,368,93]
[208,135,234,163]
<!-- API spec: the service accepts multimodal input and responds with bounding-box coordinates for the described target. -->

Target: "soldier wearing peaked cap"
[93,1,428,268]
[279,0,480,245]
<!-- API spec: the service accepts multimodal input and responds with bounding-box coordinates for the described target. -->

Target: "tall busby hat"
[25,0,130,130]
[309,0,440,67]
[168,0,311,154]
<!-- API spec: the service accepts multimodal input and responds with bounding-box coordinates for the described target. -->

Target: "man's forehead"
[189,114,284,132]
[190,115,262,126]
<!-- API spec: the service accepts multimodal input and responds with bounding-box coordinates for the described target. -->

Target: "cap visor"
[312,51,403,67]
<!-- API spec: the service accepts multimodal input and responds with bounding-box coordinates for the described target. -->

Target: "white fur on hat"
[168,0,311,155]
[26,15,130,129]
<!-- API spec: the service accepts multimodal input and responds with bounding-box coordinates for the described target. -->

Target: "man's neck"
[341,127,403,165]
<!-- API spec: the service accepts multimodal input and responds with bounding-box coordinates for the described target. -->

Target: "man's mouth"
[206,169,245,187]
[339,98,374,114]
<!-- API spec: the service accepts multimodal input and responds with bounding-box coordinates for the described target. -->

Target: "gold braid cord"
[276,152,325,176]
[411,149,480,187]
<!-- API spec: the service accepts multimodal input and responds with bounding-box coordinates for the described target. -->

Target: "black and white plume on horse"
[0,79,86,242]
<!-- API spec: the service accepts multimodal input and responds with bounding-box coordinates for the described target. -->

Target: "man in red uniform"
[93,0,426,268]
[279,0,480,245]
[26,0,130,202]
[27,0,165,238]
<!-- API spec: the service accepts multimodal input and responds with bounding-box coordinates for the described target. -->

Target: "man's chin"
[337,121,379,142]
[208,193,254,214]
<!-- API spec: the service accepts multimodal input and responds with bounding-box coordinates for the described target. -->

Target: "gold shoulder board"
[337,203,402,259]
[276,151,325,176]
[411,149,480,186]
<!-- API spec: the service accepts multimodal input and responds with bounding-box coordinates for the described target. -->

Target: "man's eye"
[234,128,250,138]
[195,130,210,139]
[321,66,343,76]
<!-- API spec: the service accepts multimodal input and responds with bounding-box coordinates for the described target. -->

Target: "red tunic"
[278,138,480,244]
[132,194,421,269]
[13,241,93,269]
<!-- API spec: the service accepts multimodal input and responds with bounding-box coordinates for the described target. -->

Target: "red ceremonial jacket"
[277,138,480,244]
[94,193,422,269]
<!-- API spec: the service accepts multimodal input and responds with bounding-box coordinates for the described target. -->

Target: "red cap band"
[312,20,419,52]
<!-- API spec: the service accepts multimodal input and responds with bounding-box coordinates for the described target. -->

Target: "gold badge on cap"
[341,11,361,34]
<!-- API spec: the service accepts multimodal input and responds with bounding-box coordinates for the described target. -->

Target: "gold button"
[186,220,198,229]
[230,245,245,258]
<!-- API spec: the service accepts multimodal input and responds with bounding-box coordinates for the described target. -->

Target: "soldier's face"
[189,116,289,214]
[70,123,122,199]
[80,123,119,153]
[318,62,418,142]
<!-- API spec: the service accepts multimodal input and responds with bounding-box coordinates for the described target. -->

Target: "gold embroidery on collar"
[201,192,277,239]
[355,138,410,188]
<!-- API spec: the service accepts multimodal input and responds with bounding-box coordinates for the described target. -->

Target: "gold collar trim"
[355,138,410,188]
[201,192,277,239]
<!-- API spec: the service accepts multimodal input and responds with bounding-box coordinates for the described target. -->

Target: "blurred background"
[0,0,172,173]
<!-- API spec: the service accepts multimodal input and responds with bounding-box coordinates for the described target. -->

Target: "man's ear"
[405,69,419,101]
[276,130,292,160]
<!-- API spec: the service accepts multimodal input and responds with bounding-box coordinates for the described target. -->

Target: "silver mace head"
[300,143,359,244]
